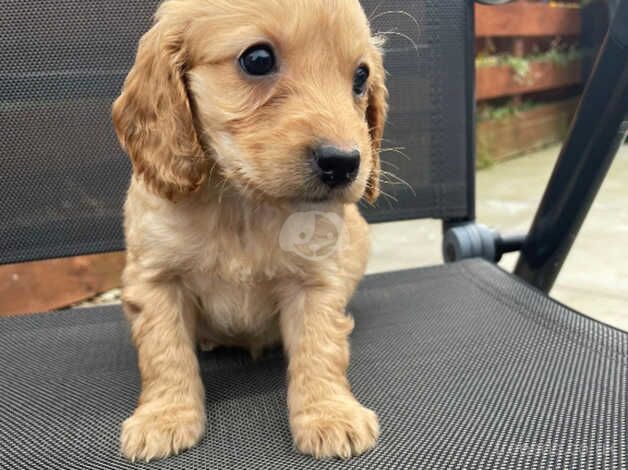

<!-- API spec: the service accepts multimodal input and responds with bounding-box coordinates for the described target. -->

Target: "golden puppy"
[112,0,387,461]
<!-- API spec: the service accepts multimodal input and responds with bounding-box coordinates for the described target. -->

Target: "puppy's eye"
[353,65,370,96]
[239,44,277,76]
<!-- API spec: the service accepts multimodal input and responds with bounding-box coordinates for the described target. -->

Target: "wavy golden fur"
[112,0,388,461]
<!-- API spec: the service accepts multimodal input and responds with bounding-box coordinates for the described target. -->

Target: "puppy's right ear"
[364,40,388,204]
[112,19,208,199]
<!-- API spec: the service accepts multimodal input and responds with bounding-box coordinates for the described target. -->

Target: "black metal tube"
[496,233,526,256]
[444,0,480,232]
[514,0,628,292]
[464,1,478,222]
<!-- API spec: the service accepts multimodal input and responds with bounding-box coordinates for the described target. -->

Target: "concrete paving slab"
[368,144,628,331]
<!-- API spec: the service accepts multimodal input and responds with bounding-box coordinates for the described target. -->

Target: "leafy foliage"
[477,100,539,123]
[476,45,583,82]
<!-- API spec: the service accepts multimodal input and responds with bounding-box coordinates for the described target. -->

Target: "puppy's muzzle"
[311,145,360,188]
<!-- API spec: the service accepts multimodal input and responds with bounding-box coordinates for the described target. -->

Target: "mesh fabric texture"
[1,0,160,263]
[1,260,626,469]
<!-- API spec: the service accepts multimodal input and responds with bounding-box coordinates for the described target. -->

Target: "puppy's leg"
[280,285,379,459]
[120,281,205,462]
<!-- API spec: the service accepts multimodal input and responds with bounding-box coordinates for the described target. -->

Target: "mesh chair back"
[0,1,474,264]
[361,0,474,223]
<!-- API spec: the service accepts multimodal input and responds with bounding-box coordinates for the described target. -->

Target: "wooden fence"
[475,0,583,164]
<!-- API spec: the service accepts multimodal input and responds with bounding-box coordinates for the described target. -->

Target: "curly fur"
[112,0,388,461]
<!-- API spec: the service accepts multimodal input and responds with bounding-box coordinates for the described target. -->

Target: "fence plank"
[0,252,125,316]
[478,99,579,163]
[476,3,581,37]
[476,60,581,100]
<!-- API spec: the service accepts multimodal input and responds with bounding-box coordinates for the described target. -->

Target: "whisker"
[367,0,388,21]
[381,147,411,161]
[380,160,400,171]
[370,10,420,35]
[380,170,416,196]
[375,30,419,52]
[379,189,398,204]
[361,194,377,208]
[381,146,407,151]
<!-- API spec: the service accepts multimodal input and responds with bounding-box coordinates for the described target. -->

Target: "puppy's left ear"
[364,42,389,204]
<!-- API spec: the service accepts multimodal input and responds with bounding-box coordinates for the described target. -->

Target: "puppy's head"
[113,0,388,204]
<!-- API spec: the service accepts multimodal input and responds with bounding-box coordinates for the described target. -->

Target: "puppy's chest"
[189,272,281,345]
[188,228,290,340]
[179,202,309,342]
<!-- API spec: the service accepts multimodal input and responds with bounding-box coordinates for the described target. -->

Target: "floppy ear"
[364,44,388,204]
[112,20,208,200]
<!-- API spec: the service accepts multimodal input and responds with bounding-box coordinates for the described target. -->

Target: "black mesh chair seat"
[2,259,626,469]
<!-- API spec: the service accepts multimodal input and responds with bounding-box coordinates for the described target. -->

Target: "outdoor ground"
[369,144,628,332]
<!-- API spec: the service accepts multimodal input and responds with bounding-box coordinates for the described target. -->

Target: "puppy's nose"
[312,145,360,188]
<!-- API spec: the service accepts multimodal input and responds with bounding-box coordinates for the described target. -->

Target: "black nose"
[312,145,360,188]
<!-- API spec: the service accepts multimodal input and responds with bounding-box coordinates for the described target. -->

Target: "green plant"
[477,100,539,123]
[476,54,531,82]
[529,44,582,66]
[476,45,583,83]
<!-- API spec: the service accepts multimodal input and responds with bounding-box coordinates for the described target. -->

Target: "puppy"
[112,0,388,461]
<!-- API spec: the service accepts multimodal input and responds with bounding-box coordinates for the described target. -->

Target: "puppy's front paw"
[291,397,379,459]
[120,403,205,462]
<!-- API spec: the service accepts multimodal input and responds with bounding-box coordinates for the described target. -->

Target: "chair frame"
[444,0,628,295]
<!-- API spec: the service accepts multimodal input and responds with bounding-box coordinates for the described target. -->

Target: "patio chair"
[1,1,627,468]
